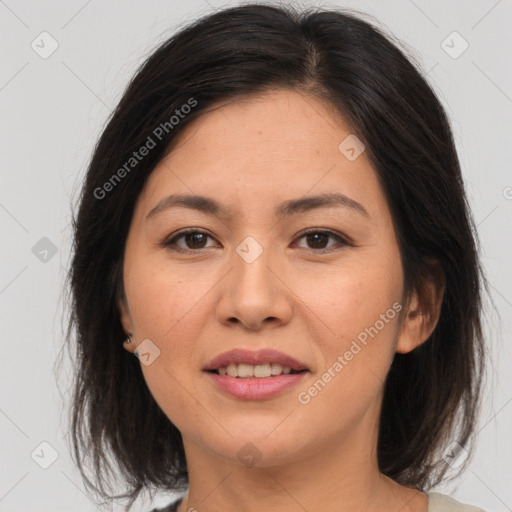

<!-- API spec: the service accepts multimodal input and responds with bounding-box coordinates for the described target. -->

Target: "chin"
[202,424,311,467]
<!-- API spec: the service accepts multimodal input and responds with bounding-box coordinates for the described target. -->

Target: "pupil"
[187,233,206,248]
[307,233,328,249]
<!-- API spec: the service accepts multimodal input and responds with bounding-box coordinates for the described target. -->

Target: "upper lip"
[204,349,309,372]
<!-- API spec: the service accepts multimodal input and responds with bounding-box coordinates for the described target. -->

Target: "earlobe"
[396,263,445,354]
[118,295,136,353]
[396,307,432,354]
[123,333,135,353]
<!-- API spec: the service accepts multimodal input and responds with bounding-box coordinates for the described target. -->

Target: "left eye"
[161,229,349,252]
[293,230,349,251]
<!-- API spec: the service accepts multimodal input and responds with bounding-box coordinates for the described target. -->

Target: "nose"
[215,239,294,331]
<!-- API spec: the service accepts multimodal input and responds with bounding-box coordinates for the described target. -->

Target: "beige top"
[152,492,486,512]
[428,492,486,512]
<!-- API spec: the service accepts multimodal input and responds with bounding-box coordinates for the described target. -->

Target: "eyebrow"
[145,192,369,221]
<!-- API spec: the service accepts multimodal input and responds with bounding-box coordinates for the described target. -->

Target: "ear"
[396,259,445,354]
[118,294,136,354]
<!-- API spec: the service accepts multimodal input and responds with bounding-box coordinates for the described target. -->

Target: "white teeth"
[270,363,282,376]
[216,363,295,378]
[237,363,254,378]
[251,363,270,377]
[226,364,238,377]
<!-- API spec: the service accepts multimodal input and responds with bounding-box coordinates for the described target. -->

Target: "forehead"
[176,89,354,154]
[134,89,388,224]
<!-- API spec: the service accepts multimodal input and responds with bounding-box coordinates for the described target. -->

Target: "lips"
[203,349,310,400]
[203,348,309,373]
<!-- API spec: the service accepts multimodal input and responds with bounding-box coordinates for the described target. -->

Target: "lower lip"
[205,371,308,400]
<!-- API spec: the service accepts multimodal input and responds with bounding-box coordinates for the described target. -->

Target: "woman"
[66,4,487,512]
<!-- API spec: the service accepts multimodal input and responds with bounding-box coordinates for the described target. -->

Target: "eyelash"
[160,228,351,254]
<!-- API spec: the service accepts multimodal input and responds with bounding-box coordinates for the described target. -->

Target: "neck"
[176,418,426,512]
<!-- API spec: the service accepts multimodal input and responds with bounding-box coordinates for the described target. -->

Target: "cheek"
[124,256,220,420]
[292,252,402,400]
[293,279,401,438]
[329,278,400,348]
[292,253,402,347]
[125,255,213,341]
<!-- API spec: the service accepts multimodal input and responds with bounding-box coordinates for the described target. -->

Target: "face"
[119,89,423,469]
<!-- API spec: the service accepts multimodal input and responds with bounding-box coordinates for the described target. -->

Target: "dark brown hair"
[62,3,487,510]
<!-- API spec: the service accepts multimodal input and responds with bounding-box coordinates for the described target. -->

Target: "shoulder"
[428,492,486,512]
[149,496,184,512]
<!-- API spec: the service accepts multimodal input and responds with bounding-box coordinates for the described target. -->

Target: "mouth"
[206,363,307,378]
[203,348,310,375]
[203,348,310,400]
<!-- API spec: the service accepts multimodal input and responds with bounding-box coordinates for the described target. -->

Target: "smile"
[203,348,310,399]
[211,362,304,378]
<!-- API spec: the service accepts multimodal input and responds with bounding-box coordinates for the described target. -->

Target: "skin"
[119,89,444,512]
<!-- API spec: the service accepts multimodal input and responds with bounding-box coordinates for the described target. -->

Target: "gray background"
[1,0,511,511]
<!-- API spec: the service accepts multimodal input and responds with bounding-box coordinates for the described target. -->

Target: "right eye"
[161,229,220,252]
